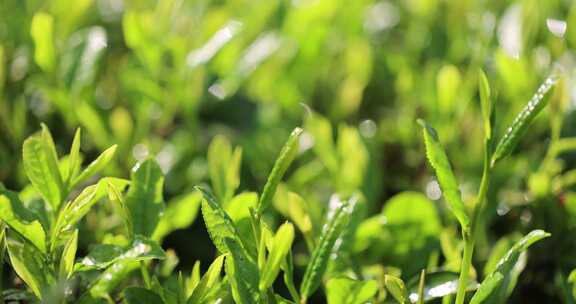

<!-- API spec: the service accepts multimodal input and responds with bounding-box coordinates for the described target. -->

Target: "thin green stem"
[140,261,151,288]
[455,149,492,304]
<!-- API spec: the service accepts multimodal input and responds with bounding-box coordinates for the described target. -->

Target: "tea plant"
[0,71,567,303]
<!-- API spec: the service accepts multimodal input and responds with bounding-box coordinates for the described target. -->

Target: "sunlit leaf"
[23,125,65,210]
[188,255,225,304]
[224,238,260,304]
[30,12,55,72]
[208,135,242,205]
[470,230,550,304]
[491,76,557,166]
[417,119,470,232]
[6,239,52,299]
[300,197,354,300]
[0,189,46,253]
[59,229,78,279]
[259,222,295,290]
[257,127,302,214]
[125,159,165,238]
[197,186,244,255]
[326,276,378,304]
[71,145,118,189]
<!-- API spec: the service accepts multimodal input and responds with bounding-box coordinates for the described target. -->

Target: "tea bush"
[1,0,576,303]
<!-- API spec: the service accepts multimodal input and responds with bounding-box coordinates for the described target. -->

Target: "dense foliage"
[1,0,576,303]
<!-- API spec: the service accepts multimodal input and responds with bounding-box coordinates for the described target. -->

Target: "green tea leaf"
[257,127,302,214]
[470,230,550,304]
[384,275,408,304]
[76,236,165,272]
[224,238,260,304]
[491,76,557,166]
[23,126,65,210]
[259,222,295,290]
[0,190,47,253]
[187,255,225,304]
[72,144,118,188]
[65,128,82,187]
[479,69,493,142]
[30,12,55,72]
[6,239,52,299]
[59,229,78,279]
[468,273,503,304]
[153,192,202,241]
[126,159,165,238]
[123,287,165,304]
[305,113,338,172]
[208,135,242,205]
[326,277,378,304]
[197,186,243,255]
[300,197,354,300]
[52,177,129,245]
[417,119,470,232]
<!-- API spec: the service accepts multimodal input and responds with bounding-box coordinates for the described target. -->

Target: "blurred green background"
[1,0,576,302]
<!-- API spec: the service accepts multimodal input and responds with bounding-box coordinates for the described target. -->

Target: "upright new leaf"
[52,177,129,245]
[417,119,470,232]
[0,190,46,253]
[384,275,408,304]
[59,230,78,279]
[300,198,354,300]
[479,69,493,142]
[65,128,82,187]
[23,126,65,210]
[207,135,242,205]
[30,12,55,72]
[71,144,118,188]
[126,159,165,237]
[187,255,225,304]
[470,230,550,304]
[257,127,302,214]
[197,186,243,254]
[491,76,557,166]
[259,222,295,290]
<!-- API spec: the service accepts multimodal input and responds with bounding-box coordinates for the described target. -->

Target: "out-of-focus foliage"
[0,0,575,303]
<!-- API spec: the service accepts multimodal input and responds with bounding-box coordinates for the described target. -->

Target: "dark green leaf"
[123,287,165,304]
